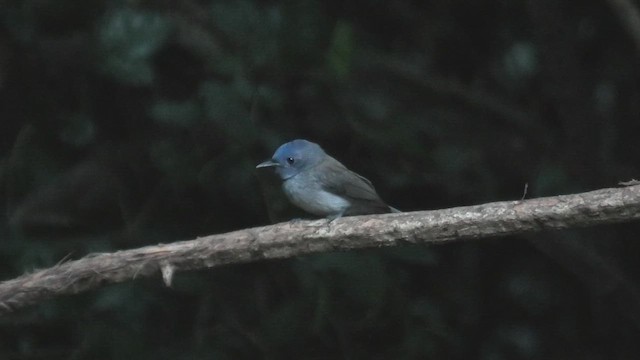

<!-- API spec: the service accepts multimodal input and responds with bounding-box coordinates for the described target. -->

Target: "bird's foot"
[324,211,345,226]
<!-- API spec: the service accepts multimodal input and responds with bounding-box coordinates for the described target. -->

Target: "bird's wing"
[314,157,390,209]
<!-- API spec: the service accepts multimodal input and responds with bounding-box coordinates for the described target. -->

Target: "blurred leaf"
[97,8,172,85]
[2,4,37,43]
[482,323,540,359]
[9,161,124,236]
[92,284,156,323]
[149,99,201,127]
[503,41,538,82]
[280,0,324,63]
[59,113,96,146]
[149,139,200,186]
[199,80,258,145]
[211,0,263,45]
[326,21,355,80]
[199,81,244,120]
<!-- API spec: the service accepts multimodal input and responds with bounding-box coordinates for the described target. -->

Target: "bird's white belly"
[282,177,350,216]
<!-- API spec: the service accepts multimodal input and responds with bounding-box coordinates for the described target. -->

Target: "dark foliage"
[1,0,640,358]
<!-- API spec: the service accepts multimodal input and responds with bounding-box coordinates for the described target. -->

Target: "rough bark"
[1,184,640,315]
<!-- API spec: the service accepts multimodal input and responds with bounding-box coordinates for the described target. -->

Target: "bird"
[256,139,399,220]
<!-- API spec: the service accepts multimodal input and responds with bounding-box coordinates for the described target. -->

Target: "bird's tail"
[389,206,401,213]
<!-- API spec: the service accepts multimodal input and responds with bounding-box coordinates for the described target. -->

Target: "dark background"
[1,0,640,358]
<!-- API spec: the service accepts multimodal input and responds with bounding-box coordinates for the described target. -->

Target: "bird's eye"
[286,157,295,164]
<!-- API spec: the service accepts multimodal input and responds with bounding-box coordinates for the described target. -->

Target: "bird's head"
[256,139,326,180]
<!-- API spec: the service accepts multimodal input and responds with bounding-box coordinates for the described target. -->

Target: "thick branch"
[2,185,640,315]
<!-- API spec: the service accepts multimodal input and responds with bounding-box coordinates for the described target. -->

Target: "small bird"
[256,139,399,220]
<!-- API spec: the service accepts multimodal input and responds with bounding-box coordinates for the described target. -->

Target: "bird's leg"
[326,210,346,223]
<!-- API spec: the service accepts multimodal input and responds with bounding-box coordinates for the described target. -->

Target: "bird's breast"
[282,175,350,216]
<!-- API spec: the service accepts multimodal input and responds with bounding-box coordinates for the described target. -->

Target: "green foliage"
[326,21,355,80]
[59,113,97,146]
[1,0,640,358]
[97,8,172,85]
[149,99,201,128]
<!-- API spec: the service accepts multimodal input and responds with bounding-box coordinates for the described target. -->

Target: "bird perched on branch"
[256,139,399,220]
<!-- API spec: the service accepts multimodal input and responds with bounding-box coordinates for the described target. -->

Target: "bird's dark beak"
[256,159,280,169]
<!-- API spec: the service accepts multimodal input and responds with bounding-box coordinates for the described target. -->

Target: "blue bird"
[256,139,399,220]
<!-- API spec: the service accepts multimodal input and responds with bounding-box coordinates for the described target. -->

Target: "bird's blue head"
[256,139,326,180]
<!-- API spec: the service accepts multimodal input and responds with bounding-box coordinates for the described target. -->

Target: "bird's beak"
[256,159,280,169]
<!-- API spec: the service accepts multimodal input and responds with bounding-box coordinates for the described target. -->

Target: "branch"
[362,56,541,134]
[2,185,640,315]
